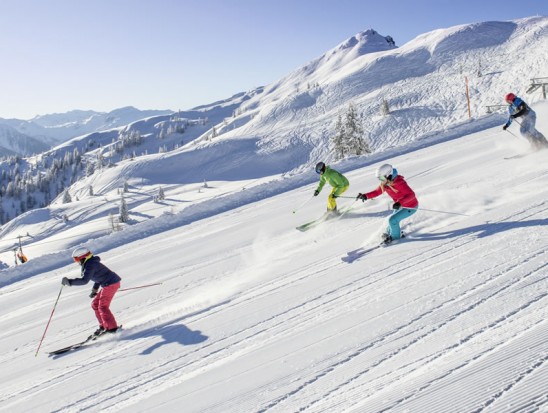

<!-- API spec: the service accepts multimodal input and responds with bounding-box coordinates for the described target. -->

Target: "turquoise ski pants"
[387,207,417,239]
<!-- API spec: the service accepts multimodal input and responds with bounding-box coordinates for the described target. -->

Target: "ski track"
[6,204,544,412]
[1,171,547,411]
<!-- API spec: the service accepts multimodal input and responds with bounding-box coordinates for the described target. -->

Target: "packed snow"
[0,17,547,413]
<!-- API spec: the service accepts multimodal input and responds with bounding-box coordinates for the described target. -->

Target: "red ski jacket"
[365,175,418,208]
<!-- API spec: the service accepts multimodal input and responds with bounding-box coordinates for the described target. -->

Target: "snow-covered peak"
[332,28,396,55]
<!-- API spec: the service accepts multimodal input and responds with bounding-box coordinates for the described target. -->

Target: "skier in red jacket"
[356,163,418,244]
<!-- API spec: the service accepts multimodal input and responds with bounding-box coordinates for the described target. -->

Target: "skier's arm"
[69,265,95,286]
[365,185,384,199]
[316,175,327,193]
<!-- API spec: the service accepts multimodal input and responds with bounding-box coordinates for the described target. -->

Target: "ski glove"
[356,193,367,202]
[392,202,401,210]
[61,277,71,286]
[502,125,508,131]
[314,190,319,196]
[89,288,99,298]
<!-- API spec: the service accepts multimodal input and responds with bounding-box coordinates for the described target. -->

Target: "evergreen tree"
[119,193,129,223]
[344,103,371,156]
[62,190,72,204]
[331,114,346,160]
[158,186,165,201]
[380,99,390,116]
[86,162,95,176]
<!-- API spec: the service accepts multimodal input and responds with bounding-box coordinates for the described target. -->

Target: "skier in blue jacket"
[503,93,548,149]
[62,246,122,337]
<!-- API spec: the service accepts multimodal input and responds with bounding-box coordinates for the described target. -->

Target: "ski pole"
[119,282,163,292]
[408,207,470,217]
[338,199,359,219]
[292,196,314,214]
[333,195,357,199]
[35,285,64,357]
[506,129,519,139]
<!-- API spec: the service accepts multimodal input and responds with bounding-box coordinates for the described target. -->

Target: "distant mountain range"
[0,107,173,157]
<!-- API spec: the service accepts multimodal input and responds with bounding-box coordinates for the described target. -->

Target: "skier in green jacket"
[314,162,349,213]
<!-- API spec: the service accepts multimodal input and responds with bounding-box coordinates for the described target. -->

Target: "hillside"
[0,101,546,412]
[0,17,547,412]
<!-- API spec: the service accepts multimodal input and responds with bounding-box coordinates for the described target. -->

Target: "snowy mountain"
[0,17,547,412]
[0,106,174,155]
[0,124,51,157]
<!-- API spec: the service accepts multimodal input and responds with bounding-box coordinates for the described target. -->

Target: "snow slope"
[0,101,546,412]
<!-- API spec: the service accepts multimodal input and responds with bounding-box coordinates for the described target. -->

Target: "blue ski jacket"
[69,255,121,290]
[504,96,530,128]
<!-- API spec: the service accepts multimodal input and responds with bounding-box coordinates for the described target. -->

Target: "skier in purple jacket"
[62,246,121,337]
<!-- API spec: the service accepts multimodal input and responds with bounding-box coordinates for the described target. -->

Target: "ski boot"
[381,233,393,245]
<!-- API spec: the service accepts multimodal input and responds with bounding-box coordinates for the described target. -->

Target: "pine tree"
[345,104,371,156]
[380,99,390,116]
[331,114,346,160]
[86,162,95,176]
[158,186,165,200]
[62,190,72,204]
[119,193,129,223]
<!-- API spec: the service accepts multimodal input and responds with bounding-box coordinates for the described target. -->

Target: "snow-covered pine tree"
[119,193,129,223]
[380,99,390,116]
[331,113,346,160]
[158,186,165,200]
[86,162,95,176]
[62,190,72,204]
[345,103,371,156]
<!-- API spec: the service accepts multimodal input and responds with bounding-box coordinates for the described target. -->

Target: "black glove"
[89,288,99,298]
[502,125,508,131]
[314,190,319,196]
[356,193,367,202]
[61,277,71,286]
[330,194,338,199]
[393,202,401,210]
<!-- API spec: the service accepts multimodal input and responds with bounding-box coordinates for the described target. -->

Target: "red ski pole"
[119,282,162,292]
[35,285,64,357]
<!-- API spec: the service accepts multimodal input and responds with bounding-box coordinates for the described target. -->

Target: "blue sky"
[1,0,546,119]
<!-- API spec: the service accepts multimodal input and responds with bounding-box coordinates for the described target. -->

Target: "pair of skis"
[342,235,407,263]
[48,325,122,356]
[296,204,354,232]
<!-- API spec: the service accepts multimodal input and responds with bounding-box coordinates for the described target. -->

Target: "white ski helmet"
[72,246,92,263]
[375,163,393,181]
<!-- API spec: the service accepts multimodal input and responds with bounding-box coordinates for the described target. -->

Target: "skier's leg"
[387,208,417,239]
[327,189,337,211]
[328,185,347,211]
[520,112,548,148]
[96,282,120,330]
[91,294,104,328]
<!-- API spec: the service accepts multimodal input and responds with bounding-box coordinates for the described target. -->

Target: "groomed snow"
[0,102,546,412]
